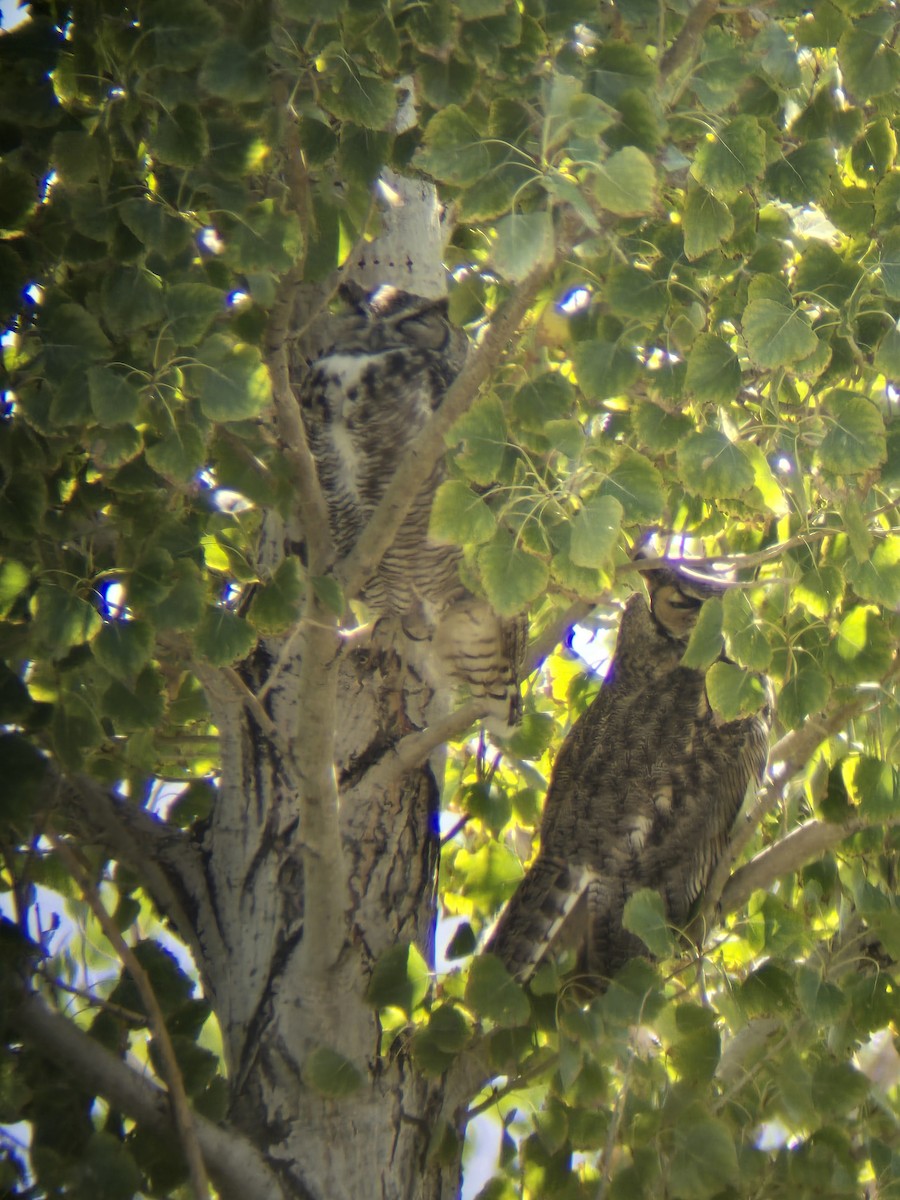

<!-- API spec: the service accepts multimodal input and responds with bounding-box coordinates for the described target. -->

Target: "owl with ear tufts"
[487,563,772,986]
[294,285,526,733]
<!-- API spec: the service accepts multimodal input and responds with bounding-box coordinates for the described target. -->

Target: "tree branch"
[337,253,565,602]
[295,595,349,974]
[264,273,334,578]
[12,993,285,1200]
[42,766,224,984]
[702,692,880,919]
[47,830,211,1200]
[369,699,487,785]
[660,0,720,78]
[718,817,875,915]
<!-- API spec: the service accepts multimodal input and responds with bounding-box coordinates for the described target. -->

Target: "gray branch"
[43,766,223,984]
[13,993,286,1200]
[719,818,865,915]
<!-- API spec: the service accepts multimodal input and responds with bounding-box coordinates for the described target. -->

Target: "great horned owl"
[487,564,772,985]
[295,285,525,731]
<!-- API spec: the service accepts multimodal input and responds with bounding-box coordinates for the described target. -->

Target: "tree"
[1,0,899,1196]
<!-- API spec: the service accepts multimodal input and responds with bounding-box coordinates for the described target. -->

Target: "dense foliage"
[1,0,899,1196]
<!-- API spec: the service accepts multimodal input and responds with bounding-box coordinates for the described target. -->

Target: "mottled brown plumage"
[487,565,772,984]
[294,286,525,731]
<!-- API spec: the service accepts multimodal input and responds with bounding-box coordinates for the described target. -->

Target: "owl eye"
[667,593,702,611]
[397,309,449,350]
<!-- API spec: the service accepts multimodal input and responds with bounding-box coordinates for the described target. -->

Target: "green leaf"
[429,480,497,546]
[310,575,345,617]
[87,367,142,427]
[670,1115,738,1199]
[839,13,900,100]
[722,589,772,671]
[795,565,844,617]
[668,1006,721,1085]
[31,585,102,654]
[465,955,531,1026]
[683,187,734,260]
[42,303,110,376]
[365,942,430,1015]
[491,211,555,282]
[247,558,304,634]
[816,390,886,474]
[743,295,818,369]
[101,267,166,338]
[676,430,755,498]
[755,22,803,86]
[622,888,673,957]
[880,229,900,301]
[51,130,99,186]
[765,140,834,206]
[826,606,893,683]
[416,105,490,185]
[153,561,205,632]
[145,425,206,485]
[598,450,664,522]
[874,323,900,376]
[0,559,30,617]
[101,666,167,731]
[151,104,209,167]
[95,423,143,468]
[195,607,256,666]
[690,115,766,201]
[0,733,49,828]
[449,394,507,484]
[454,842,523,908]
[303,1045,363,1097]
[684,333,741,403]
[632,402,692,452]
[572,340,640,401]
[778,667,831,727]
[119,198,193,258]
[226,201,303,273]
[591,40,657,105]
[705,661,768,719]
[73,1132,143,1200]
[680,597,724,669]
[317,54,397,129]
[478,530,549,616]
[411,1005,472,1074]
[193,336,272,421]
[199,38,268,101]
[512,373,575,429]
[569,495,623,568]
[845,755,897,821]
[593,146,656,216]
[165,284,225,346]
[93,620,154,682]
[846,536,900,605]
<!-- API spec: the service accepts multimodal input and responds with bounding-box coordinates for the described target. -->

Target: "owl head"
[642,564,730,643]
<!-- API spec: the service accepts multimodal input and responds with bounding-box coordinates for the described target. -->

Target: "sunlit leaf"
[622,889,673,957]
[465,956,531,1026]
[303,1046,363,1097]
[365,943,430,1015]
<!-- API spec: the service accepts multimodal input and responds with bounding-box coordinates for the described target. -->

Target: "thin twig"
[46,831,212,1200]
